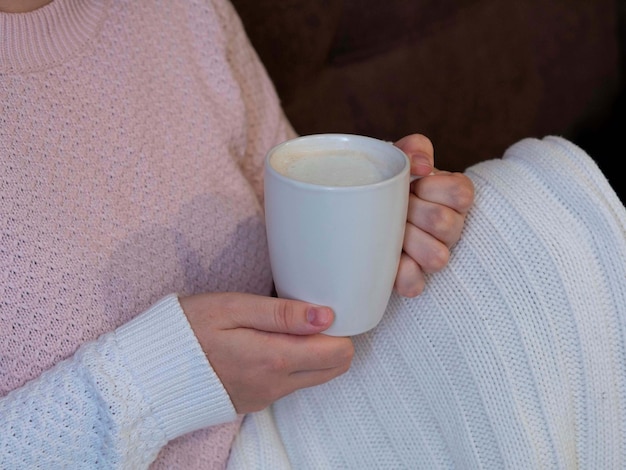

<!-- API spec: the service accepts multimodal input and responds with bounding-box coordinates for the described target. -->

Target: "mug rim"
[264,133,411,191]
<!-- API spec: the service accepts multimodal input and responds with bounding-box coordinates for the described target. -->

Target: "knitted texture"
[1,0,294,468]
[1,294,241,468]
[229,136,626,469]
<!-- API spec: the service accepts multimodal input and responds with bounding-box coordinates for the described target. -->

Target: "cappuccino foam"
[272,150,388,187]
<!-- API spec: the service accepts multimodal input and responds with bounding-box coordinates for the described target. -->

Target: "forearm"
[0,294,237,469]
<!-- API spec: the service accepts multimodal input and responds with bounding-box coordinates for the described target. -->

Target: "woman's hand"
[393,134,475,297]
[179,134,471,414]
[179,293,354,414]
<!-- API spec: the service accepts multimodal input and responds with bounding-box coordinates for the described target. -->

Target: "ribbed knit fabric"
[1,0,295,468]
[229,136,626,469]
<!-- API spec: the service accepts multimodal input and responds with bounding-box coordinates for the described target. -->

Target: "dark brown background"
[231,0,625,202]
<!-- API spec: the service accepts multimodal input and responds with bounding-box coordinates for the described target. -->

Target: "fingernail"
[307,306,331,327]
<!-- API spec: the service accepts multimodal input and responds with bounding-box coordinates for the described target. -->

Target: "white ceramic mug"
[264,133,411,336]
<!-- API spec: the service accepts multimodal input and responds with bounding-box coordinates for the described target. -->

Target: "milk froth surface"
[276,152,387,186]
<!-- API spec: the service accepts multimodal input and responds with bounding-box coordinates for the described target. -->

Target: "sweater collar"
[0,0,108,74]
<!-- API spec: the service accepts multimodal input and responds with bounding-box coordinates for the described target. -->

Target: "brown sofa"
[231,0,624,202]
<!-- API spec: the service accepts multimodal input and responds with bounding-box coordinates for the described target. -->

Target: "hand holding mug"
[181,134,473,413]
[180,292,354,414]
[392,134,474,297]
[264,133,475,336]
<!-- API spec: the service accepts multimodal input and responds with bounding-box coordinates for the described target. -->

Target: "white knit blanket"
[229,136,626,469]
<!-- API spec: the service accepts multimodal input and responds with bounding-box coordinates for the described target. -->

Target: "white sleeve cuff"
[113,294,237,441]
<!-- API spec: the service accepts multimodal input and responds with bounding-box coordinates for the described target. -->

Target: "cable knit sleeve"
[0,295,237,469]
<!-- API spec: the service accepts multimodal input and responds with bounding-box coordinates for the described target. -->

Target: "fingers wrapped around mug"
[180,292,355,413]
[395,170,475,298]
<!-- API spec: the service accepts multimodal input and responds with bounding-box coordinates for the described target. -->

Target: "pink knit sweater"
[1,0,294,467]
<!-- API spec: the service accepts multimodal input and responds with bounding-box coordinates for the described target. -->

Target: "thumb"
[180,292,335,336]
[393,133,434,176]
[239,296,335,335]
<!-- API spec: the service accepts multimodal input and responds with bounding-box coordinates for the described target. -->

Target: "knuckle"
[427,245,450,272]
[338,340,355,368]
[316,338,354,371]
[432,246,450,271]
[426,205,455,234]
[451,173,475,210]
[272,299,295,331]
